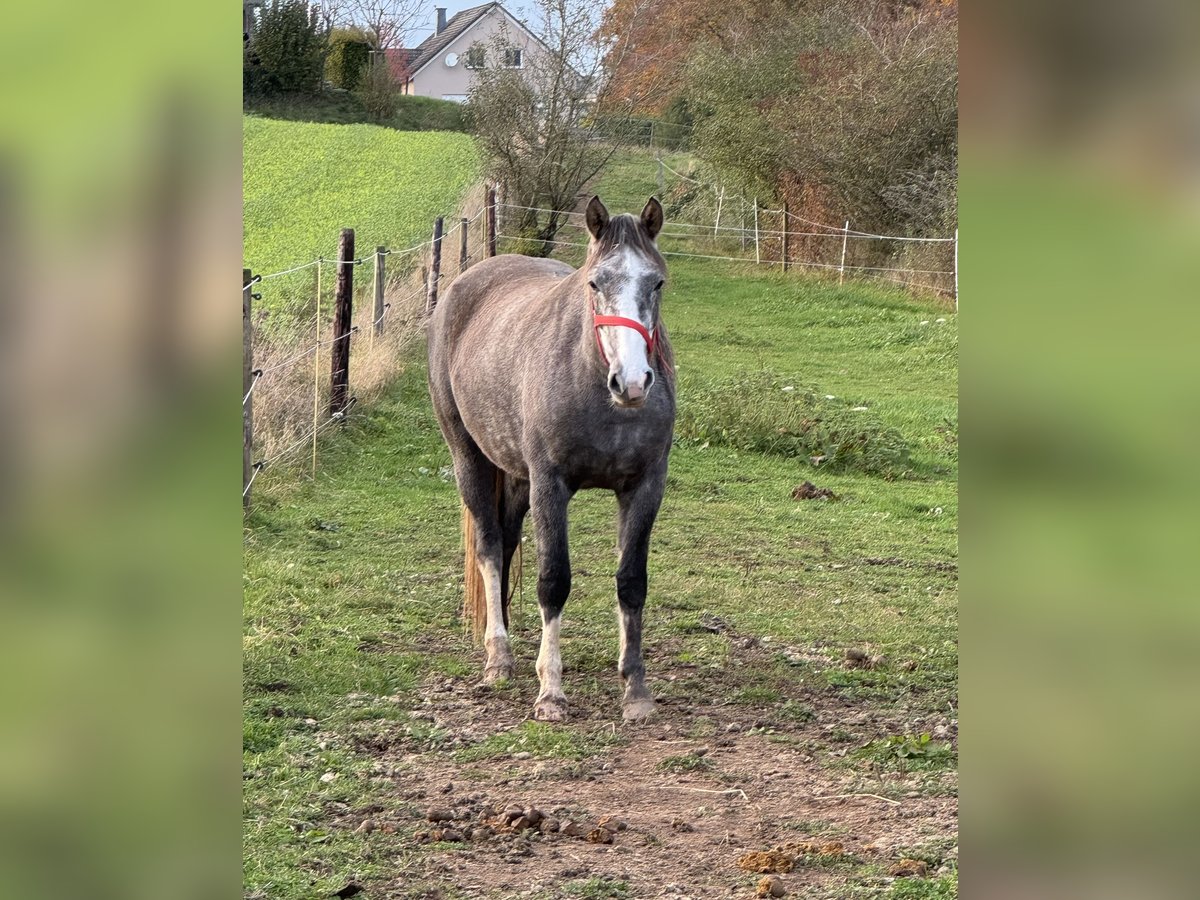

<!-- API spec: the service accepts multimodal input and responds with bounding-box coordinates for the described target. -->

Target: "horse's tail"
[461,468,504,645]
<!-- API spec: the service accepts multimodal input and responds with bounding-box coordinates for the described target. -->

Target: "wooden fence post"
[373,245,385,334]
[486,184,497,257]
[714,186,724,237]
[657,154,664,196]
[839,220,850,285]
[427,216,444,314]
[329,228,354,418]
[459,216,469,272]
[243,268,254,509]
[781,202,790,272]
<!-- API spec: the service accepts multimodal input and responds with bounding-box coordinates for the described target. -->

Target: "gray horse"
[427,196,675,722]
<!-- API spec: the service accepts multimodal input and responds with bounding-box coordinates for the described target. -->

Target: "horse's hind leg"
[615,467,666,722]
[456,446,514,684]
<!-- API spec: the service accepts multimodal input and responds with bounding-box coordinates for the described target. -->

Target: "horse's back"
[430,254,574,350]
[427,254,577,441]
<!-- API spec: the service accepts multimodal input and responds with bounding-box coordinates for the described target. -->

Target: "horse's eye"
[654,280,664,292]
[588,280,599,292]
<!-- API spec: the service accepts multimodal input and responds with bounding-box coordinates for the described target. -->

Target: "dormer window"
[502,48,523,68]
[464,47,485,69]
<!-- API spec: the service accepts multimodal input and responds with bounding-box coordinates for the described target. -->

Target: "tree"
[344,0,424,49]
[467,0,649,255]
[597,0,784,114]
[325,26,373,89]
[252,0,330,95]
[355,58,399,122]
[598,0,958,237]
[685,0,958,235]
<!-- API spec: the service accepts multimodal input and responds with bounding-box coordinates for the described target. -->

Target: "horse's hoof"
[482,662,514,686]
[622,698,657,722]
[533,695,568,722]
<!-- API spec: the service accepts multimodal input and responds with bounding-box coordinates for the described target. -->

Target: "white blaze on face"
[597,246,657,397]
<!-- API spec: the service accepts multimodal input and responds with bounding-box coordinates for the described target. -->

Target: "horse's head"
[583,195,667,409]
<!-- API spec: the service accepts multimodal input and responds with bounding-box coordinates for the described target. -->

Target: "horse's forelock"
[586,214,665,273]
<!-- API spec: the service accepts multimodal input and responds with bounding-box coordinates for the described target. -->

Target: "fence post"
[740,197,747,251]
[373,245,385,334]
[781,202,790,272]
[329,228,354,418]
[714,186,724,237]
[753,200,760,265]
[243,268,254,509]
[657,154,664,196]
[839,220,850,285]
[459,216,469,272]
[486,184,497,257]
[954,228,959,309]
[427,216,444,315]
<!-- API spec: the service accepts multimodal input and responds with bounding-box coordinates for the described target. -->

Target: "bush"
[252,0,328,95]
[354,60,398,123]
[675,370,912,478]
[326,27,372,90]
[392,96,469,132]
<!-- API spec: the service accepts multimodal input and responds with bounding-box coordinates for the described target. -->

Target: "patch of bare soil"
[336,646,957,899]
[791,482,837,501]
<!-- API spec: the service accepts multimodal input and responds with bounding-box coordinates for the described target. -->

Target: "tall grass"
[675,369,913,478]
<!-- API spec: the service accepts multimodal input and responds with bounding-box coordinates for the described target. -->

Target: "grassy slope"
[243,117,478,316]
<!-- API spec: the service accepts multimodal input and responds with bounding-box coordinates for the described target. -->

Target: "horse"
[427,196,675,722]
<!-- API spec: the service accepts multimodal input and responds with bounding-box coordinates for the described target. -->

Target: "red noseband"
[590,299,656,367]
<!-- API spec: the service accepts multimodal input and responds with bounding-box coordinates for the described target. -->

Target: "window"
[464,47,485,69]
[503,48,523,68]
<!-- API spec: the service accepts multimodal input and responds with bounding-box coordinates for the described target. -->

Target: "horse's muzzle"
[609,370,654,407]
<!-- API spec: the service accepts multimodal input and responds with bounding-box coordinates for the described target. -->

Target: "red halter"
[590,298,656,366]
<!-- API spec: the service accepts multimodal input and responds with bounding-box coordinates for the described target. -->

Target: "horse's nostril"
[643,370,655,390]
[609,373,622,394]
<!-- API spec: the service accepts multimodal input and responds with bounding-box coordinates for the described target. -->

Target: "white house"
[386,3,549,102]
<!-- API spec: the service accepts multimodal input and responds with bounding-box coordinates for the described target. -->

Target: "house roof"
[405,3,500,76]
[382,47,418,81]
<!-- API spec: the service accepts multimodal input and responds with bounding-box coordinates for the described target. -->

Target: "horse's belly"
[456,401,529,477]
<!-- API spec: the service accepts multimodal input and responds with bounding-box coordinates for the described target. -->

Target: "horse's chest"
[552,408,672,482]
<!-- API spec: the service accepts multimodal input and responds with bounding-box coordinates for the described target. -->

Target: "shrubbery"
[354,60,398,123]
[248,0,328,95]
[674,370,912,478]
[325,28,372,91]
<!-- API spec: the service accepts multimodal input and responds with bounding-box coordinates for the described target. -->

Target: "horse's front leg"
[615,467,666,722]
[531,473,572,722]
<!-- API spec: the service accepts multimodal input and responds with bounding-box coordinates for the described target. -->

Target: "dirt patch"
[337,649,956,899]
[791,481,837,501]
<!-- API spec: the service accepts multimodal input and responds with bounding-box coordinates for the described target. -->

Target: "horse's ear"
[585,195,610,240]
[641,197,664,240]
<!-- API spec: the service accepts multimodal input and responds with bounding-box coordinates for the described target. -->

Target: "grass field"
[243,231,958,896]
[243,117,478,319]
